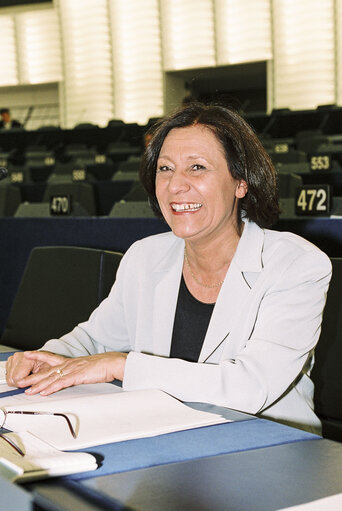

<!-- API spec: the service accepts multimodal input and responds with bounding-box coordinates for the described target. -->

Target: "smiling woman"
[155,124,247,303]
[6,103,331,436]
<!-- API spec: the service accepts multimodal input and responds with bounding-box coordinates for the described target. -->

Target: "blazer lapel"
[198,260,251,362]
[199,221,265,362]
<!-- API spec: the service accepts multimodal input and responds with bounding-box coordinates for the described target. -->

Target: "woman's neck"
[182,222,244,303]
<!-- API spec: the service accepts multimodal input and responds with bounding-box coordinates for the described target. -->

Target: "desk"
[79,439,342,511]
[1,351,341,511]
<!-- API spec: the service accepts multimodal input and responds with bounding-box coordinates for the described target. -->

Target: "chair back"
[1,246,123,350]
[312,257,342,441]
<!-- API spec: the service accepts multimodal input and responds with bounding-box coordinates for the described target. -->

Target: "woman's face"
[155,124,247,245]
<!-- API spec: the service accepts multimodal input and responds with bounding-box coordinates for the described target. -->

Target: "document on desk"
[277,493,342,510]
[0,431,97,483]
[0,362,7,386]
[0,383,229,450]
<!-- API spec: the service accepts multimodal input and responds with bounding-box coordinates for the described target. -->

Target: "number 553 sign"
[295,184,331,216]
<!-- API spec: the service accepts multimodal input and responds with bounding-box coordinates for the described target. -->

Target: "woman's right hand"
[5,351,50,388]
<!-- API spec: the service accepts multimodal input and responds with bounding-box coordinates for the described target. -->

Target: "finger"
[18,364,56,388]
[26,367,76,396]
[24,351,66,367]
[32,362,50,374]
[5,353,36,387]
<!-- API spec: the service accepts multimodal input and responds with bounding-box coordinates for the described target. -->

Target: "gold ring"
[56,368,64,378]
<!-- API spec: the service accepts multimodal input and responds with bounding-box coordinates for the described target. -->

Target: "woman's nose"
[168,169,190,194]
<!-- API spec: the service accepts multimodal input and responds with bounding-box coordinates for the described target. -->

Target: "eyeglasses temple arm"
[53,413,77,439]
[4,410,77,439]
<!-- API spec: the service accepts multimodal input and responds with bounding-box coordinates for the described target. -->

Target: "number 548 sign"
[295,185,331,216]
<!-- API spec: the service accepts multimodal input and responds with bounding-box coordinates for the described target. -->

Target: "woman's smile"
[170,202,203,213]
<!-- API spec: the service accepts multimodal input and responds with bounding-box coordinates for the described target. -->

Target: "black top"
[170,276,215,362]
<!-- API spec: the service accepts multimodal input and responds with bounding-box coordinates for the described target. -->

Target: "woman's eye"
[192,164,205,171]
[157,165,171,172]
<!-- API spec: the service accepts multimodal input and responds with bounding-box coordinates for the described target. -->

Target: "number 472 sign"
[295,184,331,216]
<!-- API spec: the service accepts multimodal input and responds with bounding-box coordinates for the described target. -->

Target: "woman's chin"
[170,225,204,241]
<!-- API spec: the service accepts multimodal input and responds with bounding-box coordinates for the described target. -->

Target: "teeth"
[172,203,202,212]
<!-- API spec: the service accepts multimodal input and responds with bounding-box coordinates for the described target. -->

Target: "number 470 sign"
[295,184,331,216]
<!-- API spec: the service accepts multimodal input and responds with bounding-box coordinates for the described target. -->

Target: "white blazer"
[43,220,332,434]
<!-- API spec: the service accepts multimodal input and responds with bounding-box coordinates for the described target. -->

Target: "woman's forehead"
[160,124,225,155]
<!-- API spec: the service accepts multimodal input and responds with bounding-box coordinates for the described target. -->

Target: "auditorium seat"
[83,161,117,181]
[42,181,97,216]
[117,156,141,173]
[0,181,22,216]
[93,180,135,215]
[7,164,32,184]
[109,200,154,218]
[244,111,270,135]
[1,246,123,350]
[14,201,91,217]
[48,162,96,184]
[63,143,97,162]
[25,145,55,160]
[276,161,311,174]
[277,173,302,198]
[262,137,295,153]
[295,130,328,153]
[278,197,296,219]
[121,181,148,201]
[312,258,342,442]
[74,122,99,129]
[0,148,12,167]
[268,149,307,165]
[112,170,139,182]
[106,142,141,163]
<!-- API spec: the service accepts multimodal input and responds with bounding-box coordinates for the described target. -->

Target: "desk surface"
[0,349,339,511]
[79,439,342,511]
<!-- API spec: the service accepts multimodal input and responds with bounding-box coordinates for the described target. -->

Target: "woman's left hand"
[16,350,128,396]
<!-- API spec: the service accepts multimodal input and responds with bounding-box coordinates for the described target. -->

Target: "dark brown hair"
[140,103,279,228]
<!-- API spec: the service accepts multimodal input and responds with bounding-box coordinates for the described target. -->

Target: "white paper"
[277,493,342,510]
[0,431,97,482]
[0,362,7,385]
[0,383,228,450]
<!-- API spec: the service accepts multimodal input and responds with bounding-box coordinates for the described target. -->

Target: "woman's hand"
[6,350,53,388]
[6,350,128,396]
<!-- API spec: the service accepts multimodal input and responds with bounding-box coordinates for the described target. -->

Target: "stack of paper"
[0,362,6,384]
[0,383,228,451]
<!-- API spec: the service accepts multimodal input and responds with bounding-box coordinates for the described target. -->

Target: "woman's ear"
[235,180,248,199]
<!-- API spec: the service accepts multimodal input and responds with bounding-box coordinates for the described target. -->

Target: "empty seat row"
[3,155,142,185]
[0,173,150,217]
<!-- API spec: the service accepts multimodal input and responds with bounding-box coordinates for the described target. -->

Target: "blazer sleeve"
[123,248,332,415]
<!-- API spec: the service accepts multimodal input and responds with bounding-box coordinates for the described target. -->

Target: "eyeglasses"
[0,408,76,456]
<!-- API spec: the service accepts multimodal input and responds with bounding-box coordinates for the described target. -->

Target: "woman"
[6,104,331,434]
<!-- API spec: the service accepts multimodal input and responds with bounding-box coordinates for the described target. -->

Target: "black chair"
[1,246,123,350]
[312,258,342,441]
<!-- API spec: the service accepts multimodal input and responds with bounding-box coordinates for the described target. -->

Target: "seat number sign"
[295,185,331,216]
[50,195,72,215]
[309,154,331,171]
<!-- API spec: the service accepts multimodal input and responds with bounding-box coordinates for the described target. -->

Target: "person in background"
[0,108,22,129]
[6,103,331,434]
